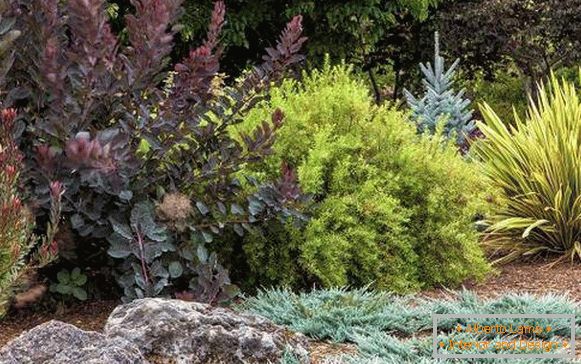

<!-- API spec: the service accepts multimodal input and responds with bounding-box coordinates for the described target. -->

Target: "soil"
[1,259,580,362]
[0,300,117,348]
[423,258,581,301]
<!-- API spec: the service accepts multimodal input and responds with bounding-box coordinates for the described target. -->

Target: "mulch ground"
[1,259,581,361]
[0,300,117,348]
[423,258,581,301]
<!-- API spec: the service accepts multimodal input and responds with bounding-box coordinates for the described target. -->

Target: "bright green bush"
[475,76,581,263]
[234,63,490,292]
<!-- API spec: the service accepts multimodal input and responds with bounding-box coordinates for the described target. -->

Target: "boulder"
[0,320,146,364]
[105,298,310,363]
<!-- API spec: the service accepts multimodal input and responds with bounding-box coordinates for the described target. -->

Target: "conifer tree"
[404,32,475,144]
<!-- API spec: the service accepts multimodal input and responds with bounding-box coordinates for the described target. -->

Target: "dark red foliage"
[1,0,306,303]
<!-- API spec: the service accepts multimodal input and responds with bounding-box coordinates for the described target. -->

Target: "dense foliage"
[234,63,490,292]
[246,287,579,363]
[0,108,33,318]
[476,76,581,263]
[461,69,528,125]
[0,106,63,317]
[0,0,306,304]
[404,32,475,145]
[440,0,581,96]
[106,0,442,103]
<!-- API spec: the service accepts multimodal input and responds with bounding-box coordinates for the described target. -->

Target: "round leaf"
[168,261,183,278]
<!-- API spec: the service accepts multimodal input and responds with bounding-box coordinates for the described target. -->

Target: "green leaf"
[130,201,156,229]
[233,224,244,237]
[70,214,84,229]
[168,261,183,278]
[110,218,133,241]
[197,244,208,263]
[71,267,81,280]
[71,287,88,301]
[248,199,264,216]
[74,274,88,286]
[522,219,550,238]
[196,201,209,215]
[119,190,133,201]
[55,283,72,295]
[231,203,244,215]
[107,245,132,259]
[57,270,70,284]
[145,226,167,242]
[202,231,213,243]
[217,201,227,215]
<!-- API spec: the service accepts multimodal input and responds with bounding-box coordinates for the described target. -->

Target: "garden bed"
[424,259,581,301]
[2,259,580,362]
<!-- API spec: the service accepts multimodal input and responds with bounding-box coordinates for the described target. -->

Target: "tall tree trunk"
[393,56,401,101]
[368,68,381,104]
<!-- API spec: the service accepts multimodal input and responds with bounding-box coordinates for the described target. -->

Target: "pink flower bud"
[49,181,64,198]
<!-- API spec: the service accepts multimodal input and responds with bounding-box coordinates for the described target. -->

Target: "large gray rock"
[0,320,146,364]
[105,298,310,363]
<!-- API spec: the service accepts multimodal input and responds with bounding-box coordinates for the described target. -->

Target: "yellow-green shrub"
[475,76,581,262]
[232,63,490,292]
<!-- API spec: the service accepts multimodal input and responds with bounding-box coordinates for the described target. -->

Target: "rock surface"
[0,320,146,364]
[105,298,310,363]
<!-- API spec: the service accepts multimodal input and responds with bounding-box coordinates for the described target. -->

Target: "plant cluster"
[475,76,581,263]
[439,0,581,97]
[49,267,88,301]
[234,62,490,293]
[404,32,475,146]
[0,0,306,304]
[245,287,579,364]
[0,105,62,317]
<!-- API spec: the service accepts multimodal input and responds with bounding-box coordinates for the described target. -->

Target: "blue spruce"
[404,32,475,144]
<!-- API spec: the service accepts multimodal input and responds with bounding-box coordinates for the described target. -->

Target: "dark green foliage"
[235,63,490,292]
[107,0,442,103]
[1,0,306,303]
[439,0,581,96]
[461,68,528,125]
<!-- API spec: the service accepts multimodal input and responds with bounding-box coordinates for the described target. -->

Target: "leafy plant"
[404,32,475,145]
[461,68,528,126]
[0,106,62,317]
[242,287,581,343]
[475,75,581,263]
[235,63,490,292]
[245,288,578,363]
[1,0,306,303]
[49,267,88,301]
[439,0,581,98]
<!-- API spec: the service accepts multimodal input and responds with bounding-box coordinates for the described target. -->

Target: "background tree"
[439,0,581,96]
[107,0,442,102]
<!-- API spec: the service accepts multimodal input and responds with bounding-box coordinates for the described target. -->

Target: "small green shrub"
[235,63,490,292]
[475,75,581,263]
[50,267,88,301]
